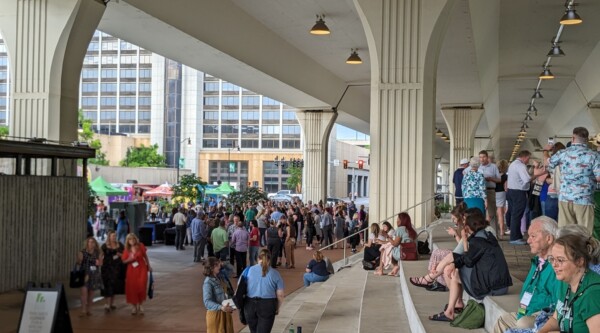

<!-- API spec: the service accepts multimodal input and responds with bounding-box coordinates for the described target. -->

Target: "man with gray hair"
[493,216,560,333]
[546,126,600,232]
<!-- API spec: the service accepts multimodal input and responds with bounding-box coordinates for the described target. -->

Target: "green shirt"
[211,227,229,253]
[555,270,600,333]
[245,209,256,222]
[517,256,560,318]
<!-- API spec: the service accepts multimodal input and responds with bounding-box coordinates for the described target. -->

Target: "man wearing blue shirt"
[453,158,469,205]
[191,212,207,262]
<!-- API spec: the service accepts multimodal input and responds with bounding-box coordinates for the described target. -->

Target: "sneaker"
[138,306,144,315]
[104,304,111,312]
[131,306,138,315]
[509,239,527,245]
[504,230,511,235]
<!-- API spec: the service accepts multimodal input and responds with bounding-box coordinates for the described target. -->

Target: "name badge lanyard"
[519,264,542,315]
[558,272,587,333]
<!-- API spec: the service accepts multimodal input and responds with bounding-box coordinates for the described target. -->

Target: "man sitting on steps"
[493,216,560,333]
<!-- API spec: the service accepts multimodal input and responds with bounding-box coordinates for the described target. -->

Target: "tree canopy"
[172,174,207,205]
[119,144,166,167]
[226,187,268,209]
[286,165,302,193]
[78,110,108,165]
[0,126,8,139]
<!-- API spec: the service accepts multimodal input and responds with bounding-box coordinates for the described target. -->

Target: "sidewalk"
[0,241,349,333]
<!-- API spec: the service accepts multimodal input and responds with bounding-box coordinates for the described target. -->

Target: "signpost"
[18,283,72,333]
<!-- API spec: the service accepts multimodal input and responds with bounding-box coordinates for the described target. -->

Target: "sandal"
[442,303,464,313]
[426,281,449,292]
[429,312,452,322]
[409,273,435,288]
[374,269,383,276]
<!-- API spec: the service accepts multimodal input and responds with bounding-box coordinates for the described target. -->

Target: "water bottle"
[289,323,295,333]
[297,326,302,333]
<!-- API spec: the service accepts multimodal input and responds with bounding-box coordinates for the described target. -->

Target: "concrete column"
[473,136,492,156]
[587,105,600,133]
[441,107,484,195]
[440,162,450,194]
[0,0,105,142]
[356,0,454,227]
[296,110,337,204]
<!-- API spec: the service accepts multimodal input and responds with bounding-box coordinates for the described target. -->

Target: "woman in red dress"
[122,233,152,315]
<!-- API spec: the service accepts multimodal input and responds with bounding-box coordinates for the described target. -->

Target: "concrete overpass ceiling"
[99,0,371,133]
[496,0,600,157]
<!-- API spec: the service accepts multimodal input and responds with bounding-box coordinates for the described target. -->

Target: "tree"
[226,187,268,209]
[78,110,109,165]
[172,174,207,205]
[286,165,303,193]
[0,125,8,139]
[119,144,166,167]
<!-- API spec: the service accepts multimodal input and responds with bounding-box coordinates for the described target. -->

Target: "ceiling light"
[346,49,362,64]
[518,132,526,139]
[527,104,538,112]
[560,8,583,25]
[436,129,444,136]
[525,113,533,121]
[441,134,448,140]
[532,90,543,99]
[516,137,523,143]
[310,15,330,35]
[547,44,565,57]
[539,67,554,80]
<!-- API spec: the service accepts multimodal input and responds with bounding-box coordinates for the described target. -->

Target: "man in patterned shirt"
[546,127,600,232]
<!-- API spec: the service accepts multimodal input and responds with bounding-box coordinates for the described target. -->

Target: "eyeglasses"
[547,255,570,266]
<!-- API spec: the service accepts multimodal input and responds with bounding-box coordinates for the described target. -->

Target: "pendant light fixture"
[527,104,538,113]
[346,49,362,64]
[310,15,330,35]
[525,113,533,121]
[539,67,554,80]
[547,42,565,57]
[522,122,529,129]
[560,7,583,25]
[435,128,444,136]
[532,89,543,99]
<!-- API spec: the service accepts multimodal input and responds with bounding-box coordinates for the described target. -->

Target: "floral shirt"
[461,169,486,199]
[548,143,600,205]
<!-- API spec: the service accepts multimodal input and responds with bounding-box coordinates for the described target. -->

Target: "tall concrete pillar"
[441,107,484,195]
[356,0,454,227]
[0,0,106,142]
[296,110,337,204]
[473,136,492,156]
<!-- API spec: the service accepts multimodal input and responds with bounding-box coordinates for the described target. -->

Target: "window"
[0,84,6,93]
[204,96,219,106]
[0,98,6,106]
[204,111,218,120]
[262,125,280,135]
[100,97,116,106]
[120,41,137,50]
[101,69,117,78]
[139,55,151,64]
[241,111,259,121]
[82,69,98,79]
[119,111,135,121]
[83,111,96,120]
[138,97,151,106]
[138,125,150,133]
[221,125,238,134]
[101,40,118,50]
[282,140,301,149]
[120,55,137,64]
[81,83,98,93]
[222,82,239,91]
[120,83,136,92]
[282,125,301,135]
[262,140,279,149]
[203,139,218,148]
[101,83,117,93]
[204,82,219,91]
[100,111,116,120]
[83,55,99,65]
[203,125,218,134]
[241,140,259,148]
[120,97,136,106]
[81,97,97,107]
[283,111,297,120]
[139,69,151,78]
[263,97,279,106]
[262,111,279,121]
[242,96,260,106]
[120,69,136,78]
[138,111,151,121]
[0,71,7,80]
[119,125,135,133]
[87,41,99,51]
[222,96,239,106]
[241,125,259,135]
[101,55,118,64]
[139,83,151,92]
[0,111,6,122]
[221,111,239,121]
[221,139,238,148]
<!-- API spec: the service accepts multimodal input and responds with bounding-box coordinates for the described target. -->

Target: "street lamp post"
[176,137,192,184]
[227,144,240,185]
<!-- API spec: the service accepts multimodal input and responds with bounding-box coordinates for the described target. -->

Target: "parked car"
[270,194,294,203]
[326,197,347,206]
[268,190,302,201]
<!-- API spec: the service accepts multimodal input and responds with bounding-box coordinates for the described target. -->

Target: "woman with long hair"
[243,249,285,333]
[284,217,296,269]
[121,233,152,315]
[101,231,125,312]
[202,257,234,333]
[303,250,331,286]
[77,236,104,316]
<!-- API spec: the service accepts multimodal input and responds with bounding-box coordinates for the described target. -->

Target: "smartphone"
[548,137,554,145]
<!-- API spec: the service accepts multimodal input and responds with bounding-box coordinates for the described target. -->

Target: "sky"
[336,124,370,141]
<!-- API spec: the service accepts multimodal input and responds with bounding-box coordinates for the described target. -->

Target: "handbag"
[417,230,430,255]
[233,267,250,325]
[400,242,418,261]
[450,299,485,329]
[147,271,154,299]
[69,264,85,288]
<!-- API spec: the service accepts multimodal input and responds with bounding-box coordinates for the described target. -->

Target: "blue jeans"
[249,246,259,266]
[303,272,329,287]
[545,196,559,221]
[117,227,128,245]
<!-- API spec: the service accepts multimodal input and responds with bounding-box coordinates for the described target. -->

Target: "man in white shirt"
[506,150,546,245]
[478,150,501,228]
[173,208,187,250]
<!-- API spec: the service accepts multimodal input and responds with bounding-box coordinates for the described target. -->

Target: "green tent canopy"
[205,182,236,195]
[90,176,129,196]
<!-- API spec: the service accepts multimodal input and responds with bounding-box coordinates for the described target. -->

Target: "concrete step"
[360,269,408,332]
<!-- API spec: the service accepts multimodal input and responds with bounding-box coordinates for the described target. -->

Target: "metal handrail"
[318,192,455,265]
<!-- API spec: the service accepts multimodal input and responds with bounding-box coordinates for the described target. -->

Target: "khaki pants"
[486,189,497,230]
[558,201,594,234]
[493,312,536,333]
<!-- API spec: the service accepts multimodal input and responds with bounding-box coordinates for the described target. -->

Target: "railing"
[319,192,455,267]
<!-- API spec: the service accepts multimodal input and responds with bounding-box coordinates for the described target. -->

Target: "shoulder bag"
[233,267,250,325]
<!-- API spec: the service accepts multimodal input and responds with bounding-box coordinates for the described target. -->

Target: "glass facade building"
[0,35,8,127]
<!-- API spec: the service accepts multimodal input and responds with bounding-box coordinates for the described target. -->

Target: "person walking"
[173,207,187,251]
[231,218,249,278]
[100,231,125,312]
[202,257,235,333]
[547,126,600,232]
[77,237,104,316]
[192,211,207,262]
[266,221,282,268]
[121,233,152,315]
[243,249,285,333]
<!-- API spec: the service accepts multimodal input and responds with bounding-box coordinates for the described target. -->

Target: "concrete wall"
[90,165,190,185]
[329,141,370,198]
[97,133,151,166]
[0,176,87,292]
